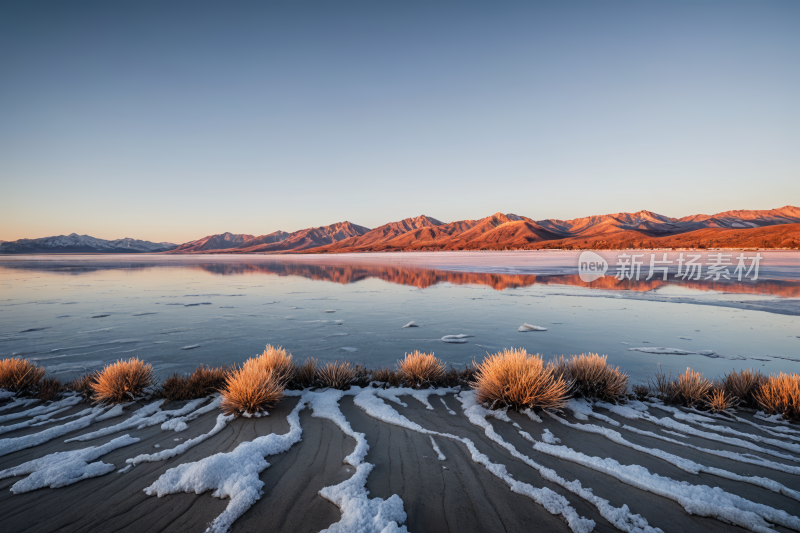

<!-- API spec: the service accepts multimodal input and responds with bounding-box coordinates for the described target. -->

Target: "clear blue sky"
[1,1,798,243]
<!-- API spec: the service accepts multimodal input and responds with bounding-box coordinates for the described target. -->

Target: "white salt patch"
[128,414,234,467]
[441,334,474,344]
[541,429,561,444]
[401,321,418,328]
[145,397,307,533]
[597,401,800,464]
[353,389,596,533]
[455,392,652,533]
[0,406,107,457]
[162,395,222,432]
[439,397,456,415]
[661,430,690,438]
[518,323,547,332]
[521,408,542,423]
[65,400,166,442]
[429,436,446,461]
[0,395,82,424]
[529,429,800,531]
[307,388,409,533]
[567,399,619,426]
[650,403,800,455]
[0,435,139,493]
[547,411,800,503]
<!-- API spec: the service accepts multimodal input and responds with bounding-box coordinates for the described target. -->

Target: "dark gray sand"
[0,392,798,533]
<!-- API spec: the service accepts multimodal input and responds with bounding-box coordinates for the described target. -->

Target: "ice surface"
[628,347,716,356]
[401,321,418,328]
[518,323,548,332]
[441,334,474,344]
[0,435,138,493]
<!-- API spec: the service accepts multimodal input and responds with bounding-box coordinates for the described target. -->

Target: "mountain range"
[0,234,177,254]
[2,206,798,254]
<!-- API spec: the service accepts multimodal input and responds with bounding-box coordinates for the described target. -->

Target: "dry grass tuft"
[567,353,628,402]
[706,387,737,413]
[547,356,570,381]
[292,358,318,389]
[755,373,800,422]
[92,357,154,404]
[723,369,766,408]
[316,361,356,389]
[631,383,650,401]
[398,351,446,388]
[221,364,284,416]
[472,348,570,411]
[251,345,295,384]
[0,358,45,393]
[371,367,403,387]
[66,373,98,401]
[646,367,677,402]
[37,377,64,402]
[160,365,229,401]
[674,367,712,408]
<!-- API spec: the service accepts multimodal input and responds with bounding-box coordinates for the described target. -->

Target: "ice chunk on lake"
[519,323,547,332]
[441,334,474,344]
[180,344,201,350]
[340,347,358,352]
[628,347,717,357]
[402,321,418,328]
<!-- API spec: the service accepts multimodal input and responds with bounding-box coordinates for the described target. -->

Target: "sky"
[1,1,798,244]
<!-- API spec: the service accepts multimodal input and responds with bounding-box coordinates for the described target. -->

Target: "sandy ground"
[0,391,798,533]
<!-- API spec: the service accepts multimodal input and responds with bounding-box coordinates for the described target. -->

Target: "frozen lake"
[1,251,799,382]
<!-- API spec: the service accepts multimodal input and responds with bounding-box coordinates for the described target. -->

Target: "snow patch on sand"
[0,435,138,493]
[127,413,234,467]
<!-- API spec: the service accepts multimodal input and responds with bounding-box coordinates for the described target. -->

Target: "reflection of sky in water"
[1,253,798,382]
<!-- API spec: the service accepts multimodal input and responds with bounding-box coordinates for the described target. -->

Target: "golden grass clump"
[252,345,295,384]
[91,357,154,404]
[472,348,570,411]
[0,358,45,393]
[674,367,712,408]
[160,365,229,401]
[221,365,284,416]
[723,368,766,407]
[755,373,800,422]
[316,361,356,389]
[398,351,446,388]
[705,387,737,413]
[567,353,628,402]
[547,356,570,382]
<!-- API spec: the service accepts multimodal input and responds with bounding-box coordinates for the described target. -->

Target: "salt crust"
[0,435,138,493]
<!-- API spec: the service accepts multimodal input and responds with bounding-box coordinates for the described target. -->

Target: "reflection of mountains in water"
[3,259,800,297]
[199,261,800,297]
